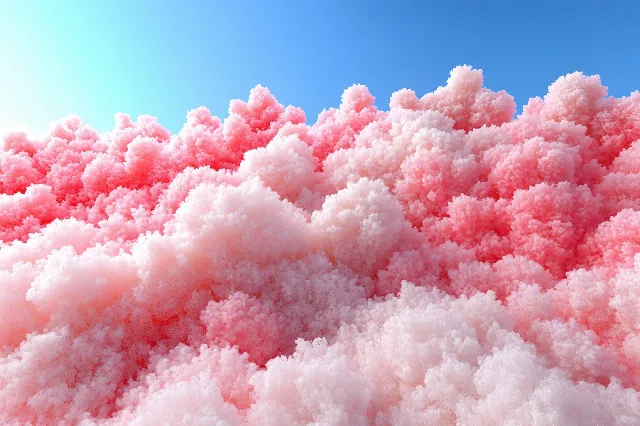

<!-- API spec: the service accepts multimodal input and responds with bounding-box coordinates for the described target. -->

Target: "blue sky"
[1,0,639,136]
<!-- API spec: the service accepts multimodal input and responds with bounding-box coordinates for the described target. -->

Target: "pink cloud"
[1,65,640,425]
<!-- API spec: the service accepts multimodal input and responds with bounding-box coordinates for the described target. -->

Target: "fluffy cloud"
[1,66,640,425]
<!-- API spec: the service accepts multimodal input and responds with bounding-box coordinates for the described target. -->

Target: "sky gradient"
[1,0,639,136]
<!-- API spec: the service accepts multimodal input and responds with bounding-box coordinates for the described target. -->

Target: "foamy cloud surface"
[1,66,640,425]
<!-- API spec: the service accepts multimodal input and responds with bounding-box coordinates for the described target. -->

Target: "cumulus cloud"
[1,65,640,425]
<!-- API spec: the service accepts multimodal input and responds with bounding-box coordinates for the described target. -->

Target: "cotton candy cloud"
[1,65,640,425]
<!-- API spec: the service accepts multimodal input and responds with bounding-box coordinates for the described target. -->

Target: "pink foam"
[2,66,640,424]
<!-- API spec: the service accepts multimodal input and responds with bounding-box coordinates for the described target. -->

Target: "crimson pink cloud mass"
[2,66,640,425]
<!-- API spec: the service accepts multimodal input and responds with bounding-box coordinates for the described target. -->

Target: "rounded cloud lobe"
[2,65,640,425]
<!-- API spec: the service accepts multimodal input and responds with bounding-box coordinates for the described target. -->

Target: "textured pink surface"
[2,65,640,425]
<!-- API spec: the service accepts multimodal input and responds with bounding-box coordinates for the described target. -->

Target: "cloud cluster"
[1,66,640,425]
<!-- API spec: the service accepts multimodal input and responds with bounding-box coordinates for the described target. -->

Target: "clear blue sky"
[1,0,639,136]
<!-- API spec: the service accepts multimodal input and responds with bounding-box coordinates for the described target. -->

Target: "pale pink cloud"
[1,66,640,425]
